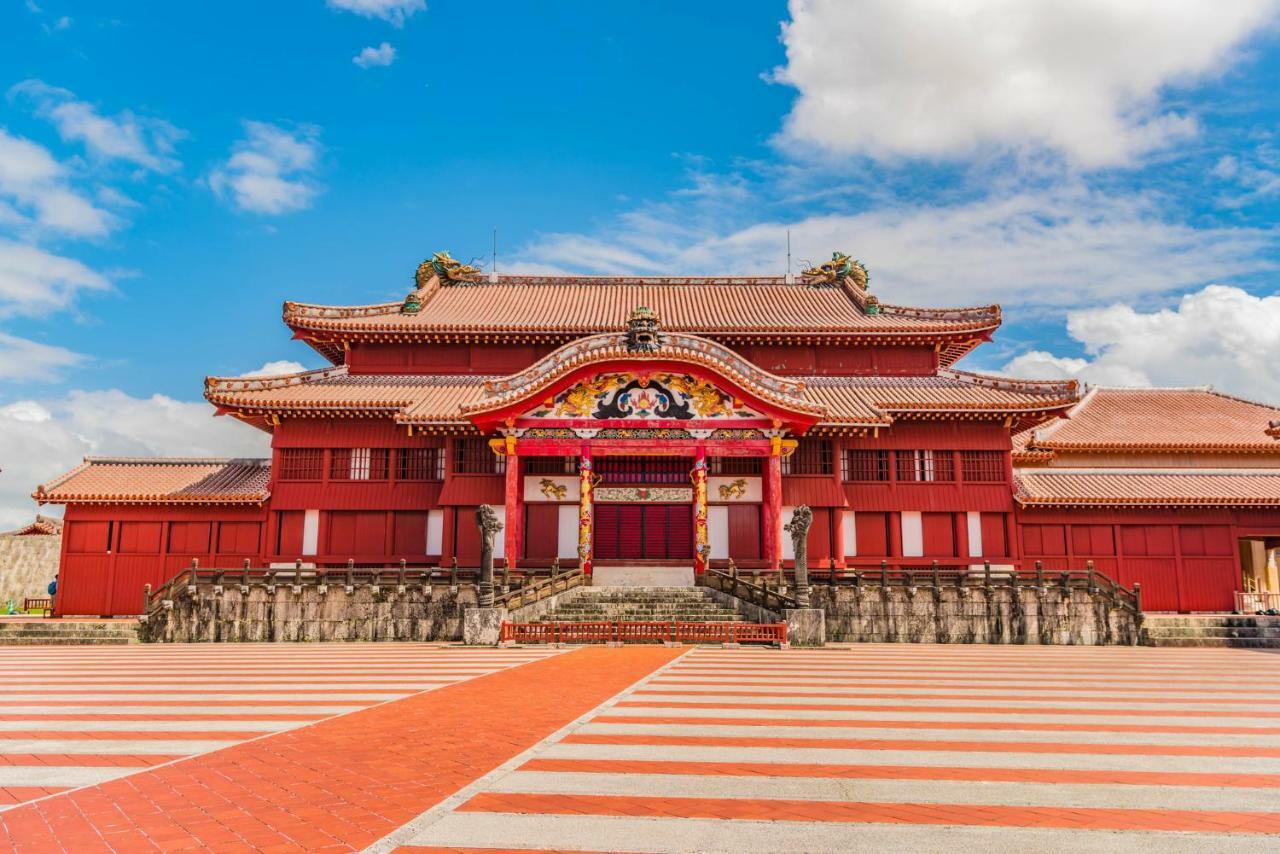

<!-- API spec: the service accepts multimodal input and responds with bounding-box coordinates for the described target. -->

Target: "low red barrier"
[500,620,787,645]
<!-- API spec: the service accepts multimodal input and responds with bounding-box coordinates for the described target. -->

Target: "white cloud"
[0,333,84,381]
[0,240,112,317]
[772,0,1279,167]
[0,390,269,529]
[0,129,116,237]
[239,359,307,377]
[9,80,184,174]
[353,42,396,68]
[328,0,424,27]
[208,121,323,215]
[1003,285,1280,400]
[515,185,1274,310]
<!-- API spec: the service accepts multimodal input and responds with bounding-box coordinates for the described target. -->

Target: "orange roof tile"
[205,365,1076,431]
[35,458,270,506]
[1016,387,1280,454]
[284,274,1001,365]
[1015,468,1280,508]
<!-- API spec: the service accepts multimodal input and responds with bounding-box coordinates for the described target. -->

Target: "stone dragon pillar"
[475,504,504,607]
[785,505,814,607]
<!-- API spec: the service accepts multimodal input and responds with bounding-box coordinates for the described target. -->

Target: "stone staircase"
[1143,615,1280,649]
[537,586,750,623]
[0,619,140,645]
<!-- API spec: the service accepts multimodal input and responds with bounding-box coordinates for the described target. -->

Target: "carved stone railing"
[494,562,584,610]
[702,565,798,612]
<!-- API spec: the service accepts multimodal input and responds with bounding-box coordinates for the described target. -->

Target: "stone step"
[1144,636,1280,649]
[1144,627,1280,639]
[1144,617,1280,629]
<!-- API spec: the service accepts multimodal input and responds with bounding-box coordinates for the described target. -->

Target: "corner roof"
[34,457,270,506]
[1015,468,1280,508]
[1014,386,1280,455]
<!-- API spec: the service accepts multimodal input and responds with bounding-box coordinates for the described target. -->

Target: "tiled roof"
[1015,468,1280,508]
[284,275,1001,364]
[206,365,1076,430]
[1016,387,1280,454]
[2,516,62,536]
[34,458,271,506]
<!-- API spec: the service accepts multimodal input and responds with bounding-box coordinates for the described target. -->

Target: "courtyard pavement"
[0,643,1277,852]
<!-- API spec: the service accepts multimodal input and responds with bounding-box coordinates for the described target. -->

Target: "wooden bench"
[22,598,52,618]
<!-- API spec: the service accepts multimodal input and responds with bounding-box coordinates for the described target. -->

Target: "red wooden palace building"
[34,253,1280,616]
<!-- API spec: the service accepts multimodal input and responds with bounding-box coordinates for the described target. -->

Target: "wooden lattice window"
[524,456,579,475]
[396,448,444,481]
[961,450,1005,482]
[596,456,692,484]
[709,457,762,475]
[895,450,955,482]
[277,448,324,480]
[454,438,504,474]
[330,448,389,480]
[842,449,889,482]
[782,439,833,475]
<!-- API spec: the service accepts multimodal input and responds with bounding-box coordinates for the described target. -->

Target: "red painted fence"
[500,621,787,645]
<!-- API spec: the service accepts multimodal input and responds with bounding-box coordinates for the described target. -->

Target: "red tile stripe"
[517,757,1280,789]
[0,647,684,852]
[562,732,1280,758]
[457,791,1280,835]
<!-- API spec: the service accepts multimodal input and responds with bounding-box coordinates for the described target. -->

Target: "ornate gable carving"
[525,372,763,421]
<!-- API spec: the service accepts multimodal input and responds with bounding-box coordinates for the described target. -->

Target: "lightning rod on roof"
[785,229,794,284]
[489,228,498,283]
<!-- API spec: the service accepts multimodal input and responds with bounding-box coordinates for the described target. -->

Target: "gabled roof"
[285,272,1001,366]
[2,516,62,536]
[1015,468,1280,508]
[1014,386,1280,457]
[205,364,1077,434]
[34,458,271,506]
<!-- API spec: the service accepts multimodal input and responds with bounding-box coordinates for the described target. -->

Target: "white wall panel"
[901,511,923,558]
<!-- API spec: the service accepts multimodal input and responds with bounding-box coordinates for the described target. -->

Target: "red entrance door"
[595,504,693,561]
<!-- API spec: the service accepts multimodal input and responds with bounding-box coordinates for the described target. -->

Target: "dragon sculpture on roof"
[404,251,484,313]
[802,251,870,287]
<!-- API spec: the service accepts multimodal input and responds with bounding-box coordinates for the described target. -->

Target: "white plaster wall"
[842,510,857,557]
[492,506,506,560]
[781,505,796,560]
[967,511,983,557]
[426,510,443,555]
[556,504,579,559]
[901,511,923,558]
[301,510,319,556]
[708,505,729,560]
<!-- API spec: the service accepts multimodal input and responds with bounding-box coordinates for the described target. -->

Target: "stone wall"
[141,581,479,643]
[0,533,59,607]
[811,584,1141,645]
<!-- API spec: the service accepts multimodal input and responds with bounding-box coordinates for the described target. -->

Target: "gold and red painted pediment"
[527,373,765,422]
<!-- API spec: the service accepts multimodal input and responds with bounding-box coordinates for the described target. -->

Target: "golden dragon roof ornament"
[403,251,483,313]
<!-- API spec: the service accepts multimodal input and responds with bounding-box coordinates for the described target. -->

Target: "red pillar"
[578,447,594,576]
[503,437,521,570]
[763,444,782,572]
[692,447,709,575]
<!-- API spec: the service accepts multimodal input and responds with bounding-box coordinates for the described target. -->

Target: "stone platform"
[591,565,694,587]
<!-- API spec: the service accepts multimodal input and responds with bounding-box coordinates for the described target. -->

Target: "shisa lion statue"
[784,504,814,607]
[475,504,504,607]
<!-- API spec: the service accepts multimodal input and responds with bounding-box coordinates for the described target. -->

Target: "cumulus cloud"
[772,0,1279,167]
[239,359,307,377]
[0,333,84,381]
[1003,285,1280,400]
[8,80,184,173]
[515,184,1274,310]
[353,42,396,68]
[0,390,269,529]
[328,0,424,27]
[208,121,323,215]
[0,239,112,317]
[0,129,116,237]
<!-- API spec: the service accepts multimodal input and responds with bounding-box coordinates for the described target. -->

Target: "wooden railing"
[712,560,1141,616]
[702,566,797,612]
[1236,591,1280,614]
[495,562,584,610]
[500,620,787,645]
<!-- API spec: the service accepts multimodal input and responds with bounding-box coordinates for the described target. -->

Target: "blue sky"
[1,0,1279,525]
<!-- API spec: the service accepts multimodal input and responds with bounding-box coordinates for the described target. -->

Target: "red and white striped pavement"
[385,644,1280,853]
[0,643,559,810]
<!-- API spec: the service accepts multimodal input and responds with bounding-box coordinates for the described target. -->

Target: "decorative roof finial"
[802,251,855,284]
[625,306,663,353]
[426,251,481,285]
